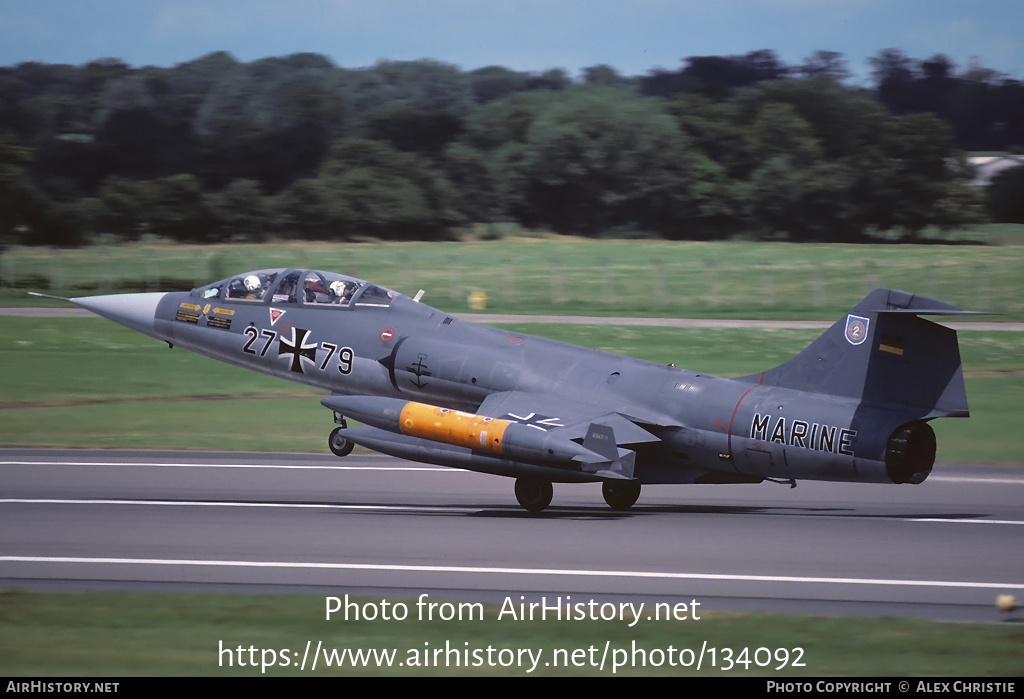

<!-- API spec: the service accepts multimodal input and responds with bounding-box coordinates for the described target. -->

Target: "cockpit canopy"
[191,269,397,308]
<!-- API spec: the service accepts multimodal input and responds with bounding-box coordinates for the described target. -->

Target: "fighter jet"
[53,267,973,512]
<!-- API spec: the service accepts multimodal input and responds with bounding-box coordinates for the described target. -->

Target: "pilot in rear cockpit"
[330,280,354,305]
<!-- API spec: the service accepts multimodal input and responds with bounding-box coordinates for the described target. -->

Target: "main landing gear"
[512,478,643,513]
[602,480,642,511]
[514,477,553,513]
[328,418,354,457]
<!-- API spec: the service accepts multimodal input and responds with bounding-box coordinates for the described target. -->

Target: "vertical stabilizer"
[743,289,973,418]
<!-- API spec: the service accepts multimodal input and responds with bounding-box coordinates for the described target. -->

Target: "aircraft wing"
[473,391,663,480]
[474,390,662,445]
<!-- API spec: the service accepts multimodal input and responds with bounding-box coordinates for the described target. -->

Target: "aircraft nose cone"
[71,292,167,338]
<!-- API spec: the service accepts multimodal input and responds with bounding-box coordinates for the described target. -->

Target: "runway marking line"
[5,498,1024,525]
[0,460,458,472]
[930,476,1024,485]
[0,498,469,514]
[911,518,1024,525]
[2,555,1022,590]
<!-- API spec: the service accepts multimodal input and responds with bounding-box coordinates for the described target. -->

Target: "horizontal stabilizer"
[854,288,980,316]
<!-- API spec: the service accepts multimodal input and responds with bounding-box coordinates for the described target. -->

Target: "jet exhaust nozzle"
[885,421,936,484]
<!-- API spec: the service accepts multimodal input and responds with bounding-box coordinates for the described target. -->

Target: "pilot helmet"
[244,275,262,292]
[330,280,346,296]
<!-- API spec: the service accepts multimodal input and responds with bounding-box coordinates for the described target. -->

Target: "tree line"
[1,49,1021,246]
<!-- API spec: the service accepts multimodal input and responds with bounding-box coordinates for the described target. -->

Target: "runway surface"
[2,448,1022,623]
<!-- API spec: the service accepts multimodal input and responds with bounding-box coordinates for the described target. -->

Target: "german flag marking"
[879,334,905,356]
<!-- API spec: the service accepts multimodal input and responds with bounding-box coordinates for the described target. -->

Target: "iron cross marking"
[279,327,318,373]
[505,412,565,431]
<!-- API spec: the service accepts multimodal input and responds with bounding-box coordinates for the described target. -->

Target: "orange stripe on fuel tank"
[398,402,511,455]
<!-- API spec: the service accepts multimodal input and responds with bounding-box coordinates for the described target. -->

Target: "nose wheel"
[328,424,354,457]
[514,478,553,513]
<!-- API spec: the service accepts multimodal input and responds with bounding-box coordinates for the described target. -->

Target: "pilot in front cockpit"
[244,275,262,298]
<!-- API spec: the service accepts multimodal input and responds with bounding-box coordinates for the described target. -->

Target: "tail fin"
[746,289,974,418]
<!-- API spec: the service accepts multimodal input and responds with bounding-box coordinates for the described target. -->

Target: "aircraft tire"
[514,478,553,513]
[602,480,641,510]
[328,426,354,457]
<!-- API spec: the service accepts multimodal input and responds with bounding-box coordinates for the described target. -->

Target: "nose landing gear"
[328,416,354,457]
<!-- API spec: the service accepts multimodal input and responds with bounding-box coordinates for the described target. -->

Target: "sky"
[1,0,1022,83]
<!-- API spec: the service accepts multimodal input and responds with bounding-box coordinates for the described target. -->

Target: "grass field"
[2,590,1022,676]
[0,318,1020,462]
[3,228,1024,319]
